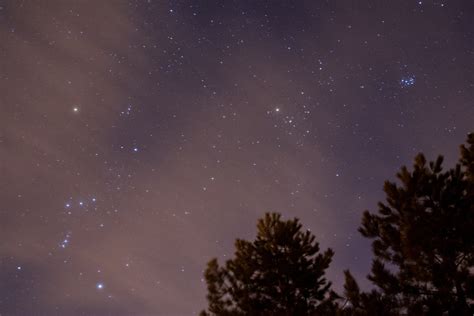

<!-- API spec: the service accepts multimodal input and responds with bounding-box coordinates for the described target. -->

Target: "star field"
[1,0,474,315]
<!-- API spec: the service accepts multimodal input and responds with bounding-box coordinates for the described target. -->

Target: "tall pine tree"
[200,213,336,316]
[344,133,474,315]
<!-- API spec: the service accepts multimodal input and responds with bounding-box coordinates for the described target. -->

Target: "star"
[96,283,104,290]
[400,76,415,87]
[60,239,69,248]
[73,107,79,113]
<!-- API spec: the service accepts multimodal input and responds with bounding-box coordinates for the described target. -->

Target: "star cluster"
[1,1,473,315]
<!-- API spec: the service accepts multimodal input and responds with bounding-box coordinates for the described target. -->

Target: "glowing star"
[73,107,79,113]
[275,107,281,113]
[96,283,104,290]
[133,148,138,152]
[60,239,69,248]
[400,76,415,87]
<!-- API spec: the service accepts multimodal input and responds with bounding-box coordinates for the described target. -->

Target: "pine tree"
[344,133,474,315]
[200,213,336,316]
[340,270,398,316]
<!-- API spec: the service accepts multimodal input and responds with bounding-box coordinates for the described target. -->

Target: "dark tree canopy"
[200,133,474,316]
[201,213,335,316]
[344,133,474,315]
[339,270,398,316]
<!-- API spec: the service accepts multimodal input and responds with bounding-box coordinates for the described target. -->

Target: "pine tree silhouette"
[343,133,474,315]
[201,213,336,316]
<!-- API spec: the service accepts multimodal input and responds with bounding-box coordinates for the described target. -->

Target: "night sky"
[1,0,474,315]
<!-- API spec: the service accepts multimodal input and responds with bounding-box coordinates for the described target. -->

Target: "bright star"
[73,107,79,112]
[400,76,415,87]
[96,283,104,290]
